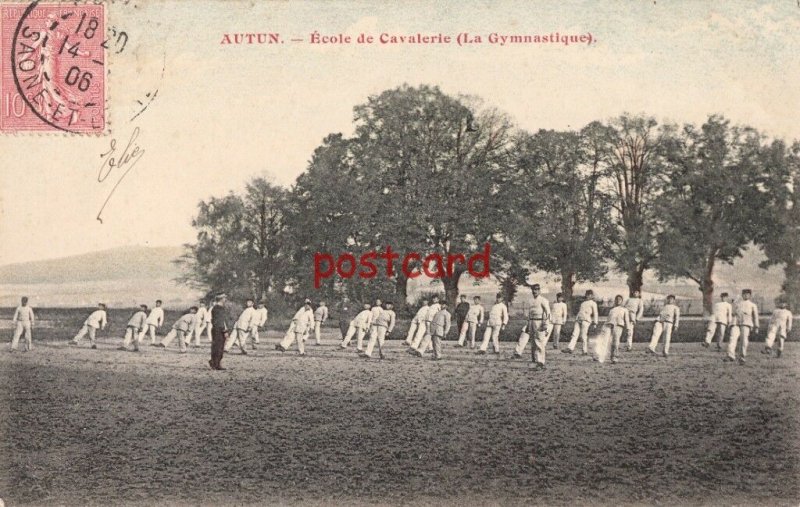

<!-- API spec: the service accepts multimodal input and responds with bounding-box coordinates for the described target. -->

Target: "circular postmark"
[11,0,105,133]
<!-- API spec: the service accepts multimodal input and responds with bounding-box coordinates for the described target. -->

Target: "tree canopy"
[178,85,797,313]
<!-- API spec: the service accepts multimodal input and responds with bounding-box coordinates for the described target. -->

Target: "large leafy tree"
[350,85,517,308]
[177,177,289,301]
[279,133,410,306]
[284,85,519,308]
[653,116,788,313]
[605,114,667,295]
[758,141,800,310]
[507,125,617,306]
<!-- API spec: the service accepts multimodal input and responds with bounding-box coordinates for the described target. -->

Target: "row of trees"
[177,84,799,313]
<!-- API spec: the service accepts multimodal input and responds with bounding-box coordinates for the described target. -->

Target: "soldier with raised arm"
[623,290,645,351]
[478,294,508,355]
[647,295,680,358]
[563,290,598,355]
[703,292,733,351]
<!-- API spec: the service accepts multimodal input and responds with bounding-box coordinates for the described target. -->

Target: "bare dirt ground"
[1,327,799,506]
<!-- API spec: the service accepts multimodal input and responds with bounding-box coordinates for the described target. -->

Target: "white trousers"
[405,321,419,345]
[11,321,32,350]
[185,324,201,346]
[341,324,367,350]
[765,324,786,351]
[195,322,212,343]
[648,321,674,354]
[73,324,98,345]
[314,321,323,344]
[410,321,430,349]
[279,330,308,354]
[479,325,502,352]
[704,322,727,346]
[458,321,478,347]
[567,321,591,353]
[140,324,158,344]
[727,325,751,359]
[189,322,211,346]
[231,326,259,348]
[162,329,188,351]
[364,326,387,357]
[515,322,552,363]
[416,328,435,355]
[122,326,142,349]
[597,324,624,362]
[623,322,635,348]
[249,326,261,344]
[225,327,249,352]
[551,324,563,347]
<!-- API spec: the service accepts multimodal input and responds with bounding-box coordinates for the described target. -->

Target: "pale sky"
[1,0,798,265]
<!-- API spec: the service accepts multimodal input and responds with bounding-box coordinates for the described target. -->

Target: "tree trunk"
[442,267,465,310]
[783,260,800,312]
[701,255,716,316]
[627,265,645,297]
[394,272,408,310]
[500,276,517,304]
[561,269,577,313]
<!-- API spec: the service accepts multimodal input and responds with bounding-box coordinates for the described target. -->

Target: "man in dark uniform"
[338,296,356,340]
[209,293,230,370]
[454,295,470,340]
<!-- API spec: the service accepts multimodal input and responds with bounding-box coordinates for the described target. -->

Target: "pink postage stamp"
[1,1,105,133]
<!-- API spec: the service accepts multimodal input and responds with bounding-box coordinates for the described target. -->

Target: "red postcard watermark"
[314,243,492,288]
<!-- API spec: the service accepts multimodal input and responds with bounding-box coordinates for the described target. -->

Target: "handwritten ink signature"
[96,126,145,223]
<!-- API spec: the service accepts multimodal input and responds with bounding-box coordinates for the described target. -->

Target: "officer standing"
[338,297,356,340]
[209,293,230,370]
[454,295,470,340]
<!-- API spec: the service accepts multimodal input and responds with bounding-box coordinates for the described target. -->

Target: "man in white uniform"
[405,298,429,346]
[513,284,551,370]
[341,303,373,350]
[71,303,107,349]
[763,301,792,358]
[225,299,256,354]
[158,307,198,353]
[724,289,759,364]
[364,302,396,359]
[250,301,268,349]
[410,296,440,352]
[10,296,35,352]
[458,296,484,349]
[142,300,165,345]
[364,298,382,350]
[623,290,645,351]
[563,290,599,355]
[550,293,568,350]
[119,304,148,352]
[598,295,631,364]
[478,294,508,354]
[703,292,733,351]
[313,301,329,345]
[277,300,315,355]
[427,302,452,360]
[413,297,447,355]
[647,295,680,358]
[190,302,210,347]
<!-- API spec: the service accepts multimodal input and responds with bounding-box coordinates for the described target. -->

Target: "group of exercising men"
[7,286,794,371]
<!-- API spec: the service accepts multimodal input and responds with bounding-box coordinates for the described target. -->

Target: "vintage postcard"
[0,1,798,505]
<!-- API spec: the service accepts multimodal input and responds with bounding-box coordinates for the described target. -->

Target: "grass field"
[1,318,799,506]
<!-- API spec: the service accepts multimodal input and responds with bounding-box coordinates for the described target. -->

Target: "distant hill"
[0,246,203,308]
[0,246,186,284]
